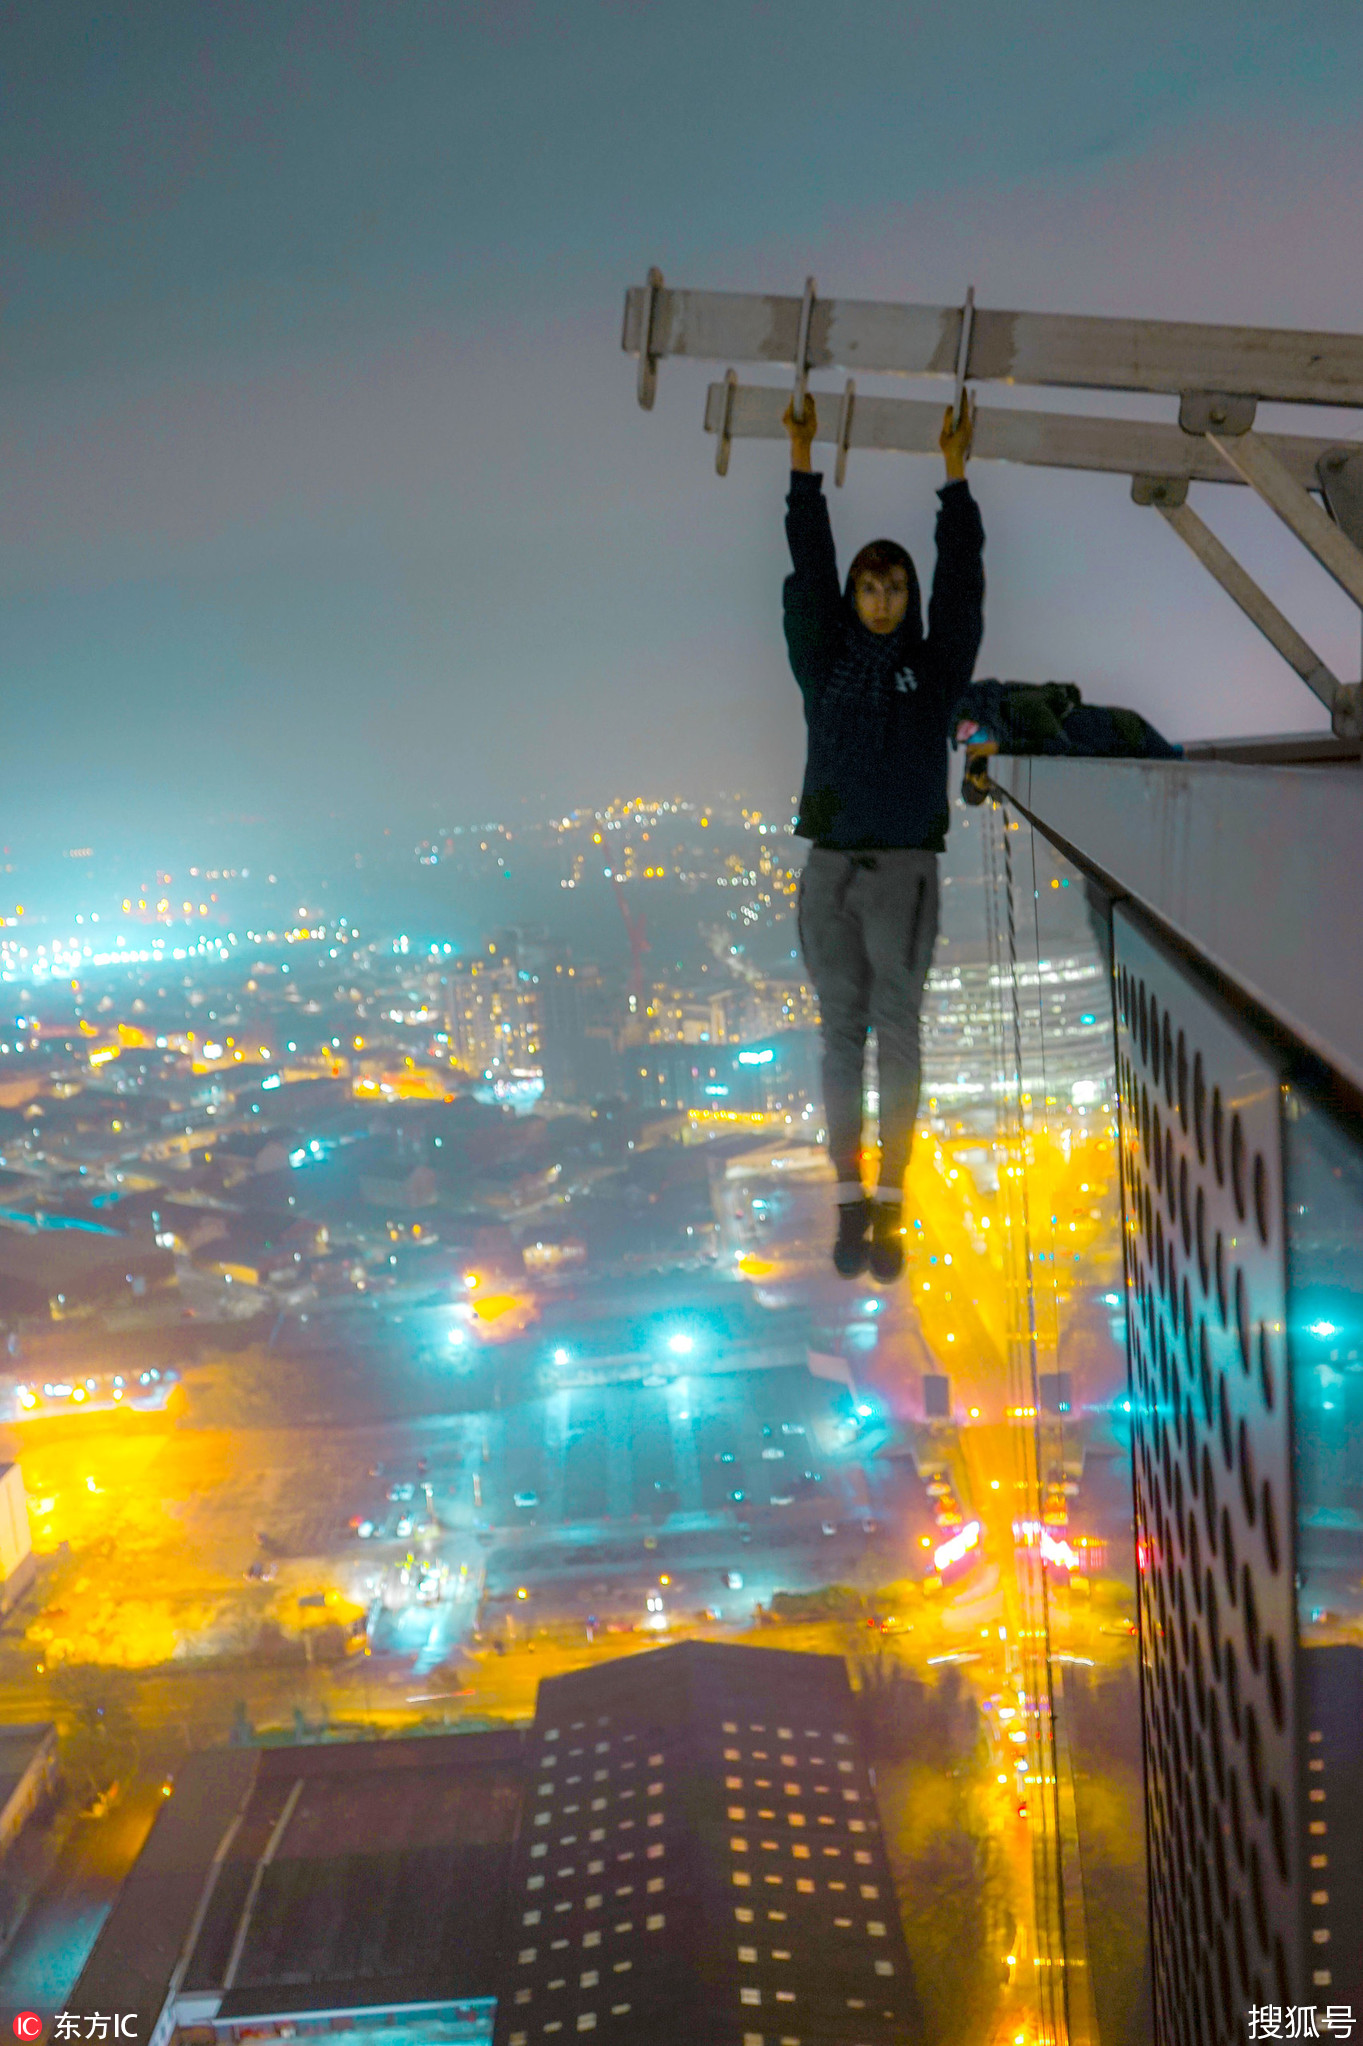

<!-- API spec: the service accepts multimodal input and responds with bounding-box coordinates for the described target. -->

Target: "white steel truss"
[623,273,1363,737]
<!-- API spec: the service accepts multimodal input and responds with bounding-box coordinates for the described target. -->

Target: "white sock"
[834,1182,867,1205]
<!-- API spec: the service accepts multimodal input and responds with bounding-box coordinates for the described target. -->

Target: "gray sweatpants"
[797,847,940,1192]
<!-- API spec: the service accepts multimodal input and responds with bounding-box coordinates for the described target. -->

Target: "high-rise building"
[72,1647,919,2046]
[493,1640,921,2046]
[1116,908,1363,2033]
[446,942,543,1081]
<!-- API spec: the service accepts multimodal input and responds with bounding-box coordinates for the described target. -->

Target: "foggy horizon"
[7,2,1363,848]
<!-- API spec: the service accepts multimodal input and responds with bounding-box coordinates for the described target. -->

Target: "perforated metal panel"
[1113,909,1300,2043]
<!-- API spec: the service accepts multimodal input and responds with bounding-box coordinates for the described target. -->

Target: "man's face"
[853,565,910,635]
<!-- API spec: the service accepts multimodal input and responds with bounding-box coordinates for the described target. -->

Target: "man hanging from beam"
[783,391,983,1282]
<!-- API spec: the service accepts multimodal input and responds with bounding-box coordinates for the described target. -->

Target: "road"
[0,1784,159,2013]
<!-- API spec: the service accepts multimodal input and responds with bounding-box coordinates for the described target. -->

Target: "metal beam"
[1207,428,1363,610]
[625,278,1363,405]
[1131,478,1340,711]
[700,379,1343,491]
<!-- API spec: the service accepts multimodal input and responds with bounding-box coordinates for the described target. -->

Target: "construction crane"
[609,872,650,1003]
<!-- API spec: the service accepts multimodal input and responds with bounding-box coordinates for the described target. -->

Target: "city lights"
[933,1521,982,1574]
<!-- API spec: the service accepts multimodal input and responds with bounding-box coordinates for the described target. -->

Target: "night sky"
[5,0,1362,847]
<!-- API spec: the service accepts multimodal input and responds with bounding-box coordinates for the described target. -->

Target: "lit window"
[726,1776,744,1789]
[614,1922,633,1935]
[735,1907,754,1923]
[528,1876,545,1890]
[859,1885,879,1899]
[586,1894,602,1910]
[740,1987,762,2005]
[576,2018,597,2033]
[867,1921,886,1936]
[875,1960,894,1976]
[514,1989,531,2005]
[613,1960,632,1973]
[611,2007,631,2018]
[784,1783,800,1796]
[524,1911,541,1925]
[581,1970,599,1987]
[729,1807,747,1821]
[647,1782,663,1795]
[796,1879,815,1894]
[583,1931,601,1948]
[853,1851,872,1865]
[724,1749,741,1761]
[518,1948,537,1963]
[775,1989,795,2002]
[733,1872,752,1887]
[731,1838,749,1852]
[792,1845,810,1860]
[723,1721,738,1733]
[835,1916,852,1927]
[738,1944,758,1961]
[646,1914,665,1930]
[646,1878,664,1893]
[772,1947,790,1959]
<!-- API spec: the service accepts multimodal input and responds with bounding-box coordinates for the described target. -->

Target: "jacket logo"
[894,668,917,693]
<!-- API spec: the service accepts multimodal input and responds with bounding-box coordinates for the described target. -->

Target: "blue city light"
[553,1346,571,1366]
[737,1047,775,1065]
[666,1331,696,1357]
[856,1402,874,1418]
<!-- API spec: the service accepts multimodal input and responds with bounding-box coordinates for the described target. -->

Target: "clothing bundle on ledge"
[953,680,1181,802]
[954,680,1182,759]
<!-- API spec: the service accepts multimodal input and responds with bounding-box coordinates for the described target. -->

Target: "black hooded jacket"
[784,470,985,850]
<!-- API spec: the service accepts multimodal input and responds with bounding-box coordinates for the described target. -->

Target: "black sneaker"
[868,1201,905,1283]
[832,1198,871,1279]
